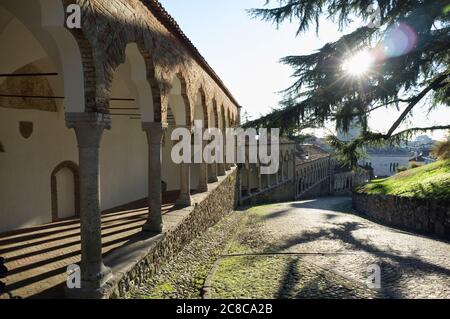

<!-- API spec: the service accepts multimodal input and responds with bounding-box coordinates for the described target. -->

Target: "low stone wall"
[103,170,238,298]
[297,177,331,200]
[353,193,450,239]
[240,180,295,206]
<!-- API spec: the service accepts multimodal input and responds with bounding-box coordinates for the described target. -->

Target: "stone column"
[217,128,226,176]
[176,163,191,206]
[206,132,218,183]
[208,163,218,183]
[198,163,208,192]
[225,149,231,171]
[230,133,237,167]
[217,162,226,176]
[224,122,231,171]
[142,122,167,233]
[280,160,284,182]
[247,164,252,195]
[257,166,262,193]
[66,112,112,297]
[308,167,312,187]
[197,131,208,192]
[238,165,243,198]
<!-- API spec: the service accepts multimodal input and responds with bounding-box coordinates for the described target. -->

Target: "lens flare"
[382,22,418,58]
[342,50,375,76]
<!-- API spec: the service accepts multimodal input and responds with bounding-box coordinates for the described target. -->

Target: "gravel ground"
[211,255,379,299]
[128,211,245,299]
[210,205,380,299]
[129,197,449,299]
[258,197,450,299]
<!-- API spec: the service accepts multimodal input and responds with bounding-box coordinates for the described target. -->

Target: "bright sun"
[342,50,374,76]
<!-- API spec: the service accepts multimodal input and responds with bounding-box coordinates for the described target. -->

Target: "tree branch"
[385,74,449,137]
[391,125,450,139]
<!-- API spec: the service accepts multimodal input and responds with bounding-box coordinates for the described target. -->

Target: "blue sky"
[159,0,449,140]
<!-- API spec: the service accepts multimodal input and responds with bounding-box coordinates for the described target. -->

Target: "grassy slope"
[357,160,450,200]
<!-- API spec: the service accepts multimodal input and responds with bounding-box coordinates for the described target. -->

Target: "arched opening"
[241,163,250,196]
[39,0,85,113]
[163,74,191,205]
[51,161,80,221]
[100,43,152,211]
[262,172,269,190]
[207,98,219,182]
[161,103,181,195]
[283,152,289,180]
[289,151,295,180]
[0,2,81,232]
[252,163,261,192]
[192,89,208,192]
[217,104,226,175]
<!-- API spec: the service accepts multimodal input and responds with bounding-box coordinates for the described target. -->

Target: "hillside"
[357,160,450,200]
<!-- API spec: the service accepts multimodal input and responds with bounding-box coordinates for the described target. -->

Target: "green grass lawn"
[357,160,450,200]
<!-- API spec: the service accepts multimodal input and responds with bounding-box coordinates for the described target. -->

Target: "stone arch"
[219,104,226,131]
[101,41,163,122]
[40,0,86,113]
[168,73,191,127]
[134,42,163,123]
[224,106,230,128]
[194,87,209,128]
[233,113,238,127]
[1,0,87,113]
[121,43,155,122]
[210,98,219,129]
[51,161,80,222]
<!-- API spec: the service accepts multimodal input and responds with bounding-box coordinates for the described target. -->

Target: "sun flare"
[342,50,374,76]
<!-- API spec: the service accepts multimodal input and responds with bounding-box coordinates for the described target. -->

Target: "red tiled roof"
[296,144,330,165]
[142,0,241,108]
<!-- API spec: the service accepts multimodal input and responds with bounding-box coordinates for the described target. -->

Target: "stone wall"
[240,180,295,206]
[333,171,371,196]
[104,170,238,298]
[353,193,450,239]
[295,156,333,199]
[297,177,331,200]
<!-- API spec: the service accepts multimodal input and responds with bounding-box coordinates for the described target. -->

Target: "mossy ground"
[210,205,378,299]
[128,212,245,299]
[358,160,450,200]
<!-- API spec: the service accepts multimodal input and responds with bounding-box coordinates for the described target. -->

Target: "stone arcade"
[0,0,240,298]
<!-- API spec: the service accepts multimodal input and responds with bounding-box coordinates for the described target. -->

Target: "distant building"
[413,135,433,146]
[295,144,331,165]
[359,147,412,178]
[409,155,435,167]
[336,124,434,178]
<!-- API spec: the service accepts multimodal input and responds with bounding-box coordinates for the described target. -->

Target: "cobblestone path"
[131,197,449,299]
[256,197,450,299]
[129,212,245,299]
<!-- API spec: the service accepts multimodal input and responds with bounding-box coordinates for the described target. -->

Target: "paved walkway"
[0,196,179,299]
[259,197,450,299]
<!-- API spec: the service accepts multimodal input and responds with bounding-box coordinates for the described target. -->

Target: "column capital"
[141,121,168,131]
[142,122,168,145]
[66,112,111,148]
[66,112,112,129]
